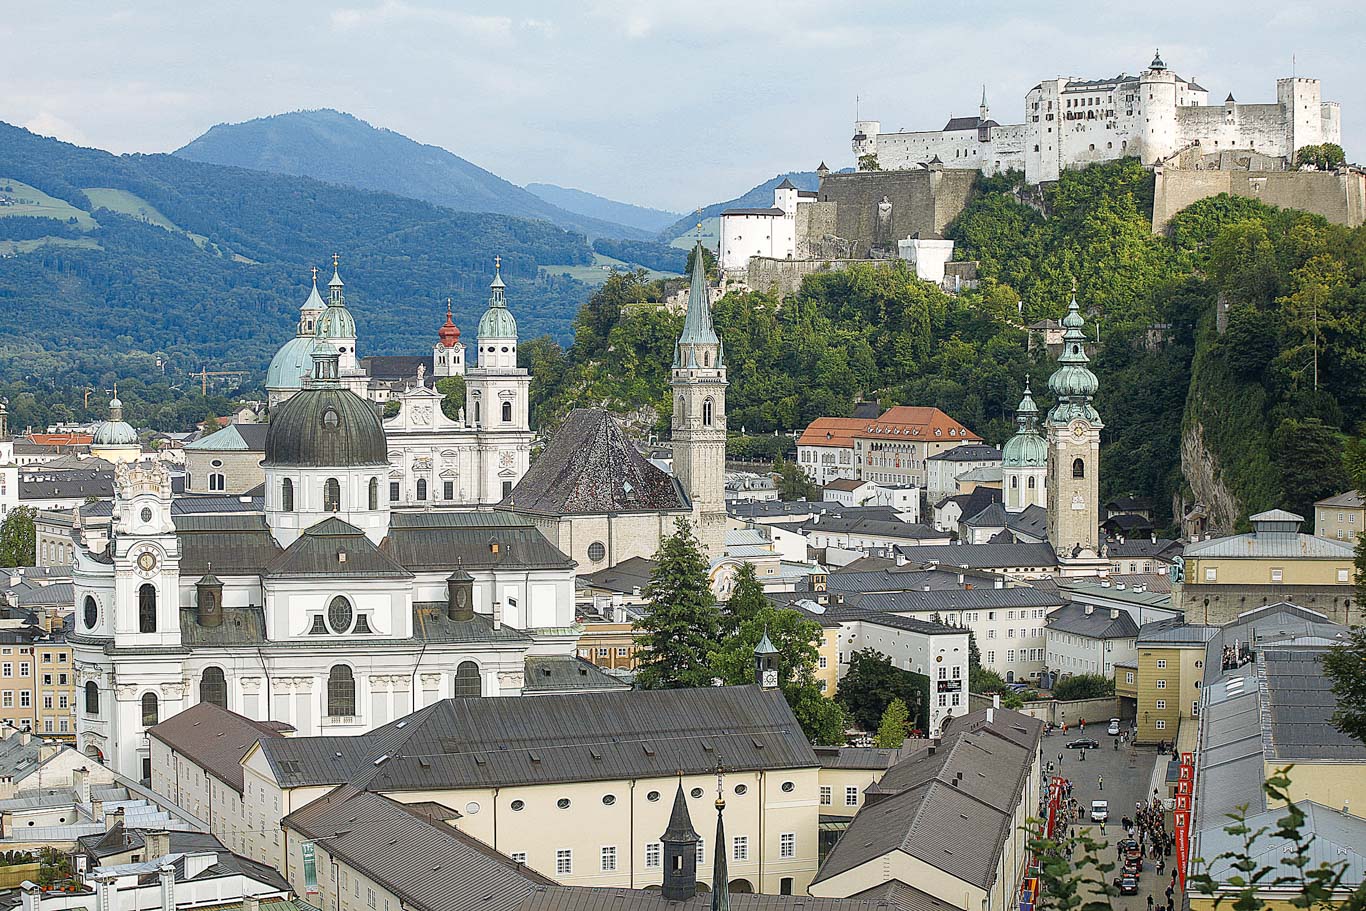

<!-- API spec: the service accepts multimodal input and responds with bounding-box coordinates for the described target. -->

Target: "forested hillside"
[526,183,680,234]
[0,122,593,434]
[527,161,1366,532]
[175,110,653,240]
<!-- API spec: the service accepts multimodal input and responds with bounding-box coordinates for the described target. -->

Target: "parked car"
[1068,738,1101,750]
[1115,874,1140,895]
[1107,718,1121,736]
[1091,799,1109,823]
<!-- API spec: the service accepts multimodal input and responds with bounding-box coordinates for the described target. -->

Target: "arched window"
[209,473,225,492]
[85,682,99,715]
[1072,458,1085,479]
[676,396,685,419]
[327,665,355,717]
[141,692,158,726]
[368,477,378,510]
[455,661,481,698]
[324,478,341,512]
[1028,476,1036,489]
[501,400,512,423]
[1011,475,1018,489]
[416,478,428,501]
[703,399,714,426]
[282,478,294,512]
[474,400,481,425]
[138,584,157,633]
[200,668,227,709]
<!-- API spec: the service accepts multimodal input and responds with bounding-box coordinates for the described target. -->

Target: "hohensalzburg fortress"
[853,52,1341,183]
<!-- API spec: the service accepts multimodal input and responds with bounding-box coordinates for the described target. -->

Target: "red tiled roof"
[797,418,867,448]
[798,409,980,447]
[28,433,92,446]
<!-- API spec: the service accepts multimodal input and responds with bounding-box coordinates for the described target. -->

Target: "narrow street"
[1046,729,1174,911]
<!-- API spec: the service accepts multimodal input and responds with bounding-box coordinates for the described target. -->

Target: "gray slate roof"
[801,516,944,540]
[184,424,269,452]
[505,409,688,516]
[146,702,291,792]
[1044,602,1139,639]
[926,444,1001,463]
[1263,649,1366,761]
[894,542,1057,569]
[578,556,656,595]
[522,656,631,692]
[260,686,816,792]
[1136,617,1217,647]
[20,470,114,501]
[850,587,1062,614]
[284,787,552,911]
[520,888,892,911]
[175,514,283,576]
[384,512,575,572]
[266,517,412,579]
[1183,527,1354,559]
[1194,801,1366,888]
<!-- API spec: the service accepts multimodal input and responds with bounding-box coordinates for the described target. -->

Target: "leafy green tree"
[773,457,819,501]
[633,519,721,689]
[719,562,766,638]
[382,401,401,419]
[1051,673,1114,701]
[1323,625,1366,746]
[434,375,466,422]
[874,698,911,748]
[837,649,928,734]
[1295,143,1347,171]
[857,153,881,171]
[1270,417,1349,518]
[0,508,37,567]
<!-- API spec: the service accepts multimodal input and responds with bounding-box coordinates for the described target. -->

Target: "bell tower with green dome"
[1045,295,1106,574]
[1002,379,1047,513]
[670,243,728,557]
[465,257,531,502]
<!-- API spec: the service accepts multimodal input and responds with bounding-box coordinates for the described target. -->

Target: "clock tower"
[1045,295,1107,576]
[111,461,183,648]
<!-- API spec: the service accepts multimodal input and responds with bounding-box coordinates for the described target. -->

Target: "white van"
[1107,718,1121,736]
[1090,800,1109,823]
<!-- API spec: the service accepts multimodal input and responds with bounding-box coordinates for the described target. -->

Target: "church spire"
[711,767,729,911]
[1046,294,1101,428]
[328,253,345,306]
[660,779,700,901]
[980,84,989,121]
[675,243,719,367]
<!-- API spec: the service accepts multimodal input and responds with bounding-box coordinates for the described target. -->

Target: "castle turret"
[671,244,728,557]
[1138,50,1179,164]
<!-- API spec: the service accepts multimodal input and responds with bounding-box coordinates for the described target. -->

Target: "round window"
[556,798,571,809]
[464,802,481,816]
[734,784,748,796]
[210,459,223,468]
[510,799,525,811]
[328,596,353,633]
[690,788,703,799]
[602,794,616,806]
[587,542,606,562]
[140,507,153,523]
[83,596,98,630]
[781,781,795,793]
[646,790,661,802]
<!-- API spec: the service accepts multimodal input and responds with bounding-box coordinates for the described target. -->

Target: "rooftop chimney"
[492,600,502,631]
[1084,604,1094,615]
[1110,608,1120,620]
[243,896,261,911]
[144,830,171,860]
[992,693,1001,709]
[986,707,995,724]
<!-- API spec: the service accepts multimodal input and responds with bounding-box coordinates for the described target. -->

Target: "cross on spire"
[494,254,501,271]
[695,208,703,243]
[332,252,340,269]
[311,265,318,284]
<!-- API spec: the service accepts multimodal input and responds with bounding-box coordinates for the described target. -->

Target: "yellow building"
[1178,509,1356,624]
[1133,618,1214,744]
[0,628,75,740]
[1313,489,1364,543]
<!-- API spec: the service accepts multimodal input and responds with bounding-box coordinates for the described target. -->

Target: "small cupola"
[196,570,224,628]
[446,566,474,622]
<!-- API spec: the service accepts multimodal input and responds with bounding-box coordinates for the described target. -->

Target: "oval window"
[602,794,616,806]
[322,409,340,430]
[140,507,153,523]
[557,798,571,810]
[781,781,795,793]
[690,788,703,799]
[510,799,525,811]
[734,784,748,796]
[464,802,481,816]
[646,790,661,802]
[83,596,98,630]
[328,596,353,633]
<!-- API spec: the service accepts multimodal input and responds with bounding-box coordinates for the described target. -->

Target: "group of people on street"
[1125,798,1179,911]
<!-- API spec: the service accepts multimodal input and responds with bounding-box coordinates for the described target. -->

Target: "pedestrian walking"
[1147,897,1154,911]
[1098,775,1104,791]
[1114,738,1119,750]
[1165,886,1174,903]
[1158,858,1165,876]
[1059,753,1064,766]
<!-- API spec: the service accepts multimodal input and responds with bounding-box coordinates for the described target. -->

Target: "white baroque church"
[266,258,530,508]
[71,335,595,780]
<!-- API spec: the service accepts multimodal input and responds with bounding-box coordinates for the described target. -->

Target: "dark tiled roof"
[814,742,923,770]
[850,587,1061,613]
[1101,513,1152,531]
[578,556,656,595]
[383,512,575,572]
[412,605,533,644]
[504,409,687,516]
[146,703,290,792]
[19,470,114,500]
[851,882,960,911]
[933,486,1001,517]
[284,787,552,911]
[266,517,413,579]
[180,606,268,646]
[522,656,630,692]
[942,116,997,131]
[1104,538,1182,559]
[894,542,1058,569]
[520,888,891,911]
[1263,649,1366,761]
[174,514,283,575]
[963,502,1009,528]
[362,355,435,380]
[261,687,816,791]
[1005,505,1048,540]
[926,444,1002,463]
[1044,602,1139,639]
[800,517,944,540]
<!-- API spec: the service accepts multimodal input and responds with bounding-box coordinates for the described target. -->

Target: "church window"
[85,682,99,715]
[474,401,481,424]
[1072,458,1085,479]
[502,400,512,423]
[83,596,97,630]
[416,478,428,501]
[502,480,513,499]
[141,692,158,726]
[443,481,454,500]
[209,473,225,491]
[328,596,354,634]
[703,399,714,426]
[1028,476,1036,489]
[1011,476,1018,489]
[324,478,341,512]
[368,477,379,510]
[588,542,606,562]
[138,584,157,633]
[327,665,355,717]
[309,615,328,635]
[200,668,227,709]
[390,481,400,502]
[354,615,373,634]
[282,479,294,512]
[455,661,481,698]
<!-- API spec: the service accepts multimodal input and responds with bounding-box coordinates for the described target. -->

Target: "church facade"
[72,339,584,781]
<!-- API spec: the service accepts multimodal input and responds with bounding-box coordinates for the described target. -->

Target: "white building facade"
[718,179,816,272]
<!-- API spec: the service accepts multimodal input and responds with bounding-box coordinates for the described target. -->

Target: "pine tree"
[634,519,722,689]
[875,698,911,748]
[720,562,766,637]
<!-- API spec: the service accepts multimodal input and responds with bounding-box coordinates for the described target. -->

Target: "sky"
[2,0,1363,212]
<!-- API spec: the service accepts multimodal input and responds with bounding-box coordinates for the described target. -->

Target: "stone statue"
[873,195,894,256]
[417,363,426,383]
[457,406,466,424]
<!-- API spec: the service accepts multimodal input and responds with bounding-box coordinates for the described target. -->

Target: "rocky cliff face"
[1180,420,1242,535]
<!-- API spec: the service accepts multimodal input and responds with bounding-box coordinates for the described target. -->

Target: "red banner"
[1175,754,1196,892]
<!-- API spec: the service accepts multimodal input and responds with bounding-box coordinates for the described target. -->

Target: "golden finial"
[695,207,703,242]
[333,252,340,269]
[714,761,726,809]
[494,254,501,272]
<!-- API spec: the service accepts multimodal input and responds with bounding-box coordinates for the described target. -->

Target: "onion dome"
[477,256,517,340]
[93,396,138,446]
[437,299,461,348]
[1047,295,1103,426]
[263,347,386,468]
[315,257,357,341]
[1003,380,1048,467]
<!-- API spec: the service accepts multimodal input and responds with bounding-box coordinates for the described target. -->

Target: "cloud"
[22,112,89,146]
[330,1,511,38]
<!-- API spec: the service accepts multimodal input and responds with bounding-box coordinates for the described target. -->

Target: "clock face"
[1070,421,1088,440]
[135,551,158,576]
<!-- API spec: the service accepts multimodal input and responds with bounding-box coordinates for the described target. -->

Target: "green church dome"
[266,335,320,391]
[1002,431,1048,467]
[92,397,138,446]
[315,303,356,340]
[477,257,517,340]
[264,385,386,468]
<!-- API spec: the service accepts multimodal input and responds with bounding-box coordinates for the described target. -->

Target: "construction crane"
[189,367,247,396]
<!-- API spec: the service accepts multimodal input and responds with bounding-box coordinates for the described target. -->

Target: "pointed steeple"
[660,779,700,900]
[980,84,989,121]
[711,770,729,911]
[755,626,779,689]
[437,298,461,348]
[674,243,720,368]
[328,253,345,306]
